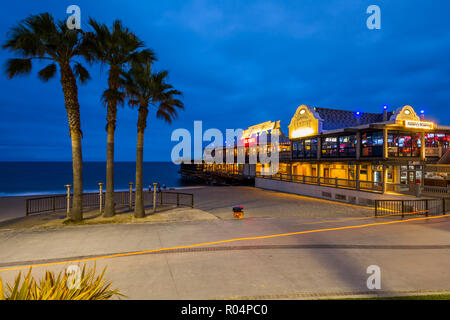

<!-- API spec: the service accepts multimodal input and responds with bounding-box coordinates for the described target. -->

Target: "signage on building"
[243,137,256,145]
[288,105,322,139]
[242,121,281,139]
[404,120,434,130]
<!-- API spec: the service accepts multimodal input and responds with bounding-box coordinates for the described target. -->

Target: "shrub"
[0,264,123,300]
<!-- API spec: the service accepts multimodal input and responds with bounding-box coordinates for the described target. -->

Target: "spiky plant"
[0,264,122,300]
[2,13,91,221]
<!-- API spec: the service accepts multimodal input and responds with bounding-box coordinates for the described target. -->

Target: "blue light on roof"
[420,109,425,114]
[383,105,388,110]
[355,111,361,116]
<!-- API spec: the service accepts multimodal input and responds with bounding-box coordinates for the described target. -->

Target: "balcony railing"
[256,172,383,192]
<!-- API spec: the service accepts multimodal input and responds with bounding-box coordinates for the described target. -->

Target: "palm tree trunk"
[70,128,83,221]
[134,128,145,218]
[60,63,83,221]
[104,119,116,217]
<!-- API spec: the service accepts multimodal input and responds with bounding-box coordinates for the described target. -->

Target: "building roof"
[313,107,394,130]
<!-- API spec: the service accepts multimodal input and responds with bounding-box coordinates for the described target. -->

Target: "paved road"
[0,213,449,299]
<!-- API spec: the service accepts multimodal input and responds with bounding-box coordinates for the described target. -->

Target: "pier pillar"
[383,129,388,159]
[356,132,361,160]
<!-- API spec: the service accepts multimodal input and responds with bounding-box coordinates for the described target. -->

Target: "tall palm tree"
[3,13,90,221]
[124,63,183,218]
[84,19,155,217]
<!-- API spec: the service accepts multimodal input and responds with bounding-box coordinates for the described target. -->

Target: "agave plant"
[0,264,122,300]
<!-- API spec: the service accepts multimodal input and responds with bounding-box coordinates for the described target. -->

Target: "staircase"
[437,148,450,164]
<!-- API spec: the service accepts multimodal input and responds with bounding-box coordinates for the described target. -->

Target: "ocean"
[0,162,192,197]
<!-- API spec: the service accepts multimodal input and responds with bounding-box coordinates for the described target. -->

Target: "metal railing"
[256,172,384,192]
[26,190,194,216]
[386,183,418,196]
[204,167,244,176]
[422,185,450,195]
[375,198,449,217]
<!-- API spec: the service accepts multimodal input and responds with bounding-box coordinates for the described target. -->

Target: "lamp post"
[129,182,134,212]
[98,183,104,214]
[64,184,72,218]
[153,182,158,213]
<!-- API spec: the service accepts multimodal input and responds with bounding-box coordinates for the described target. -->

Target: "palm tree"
[3,13,90,221]
[124,63,183,218]
[84,19,155,217]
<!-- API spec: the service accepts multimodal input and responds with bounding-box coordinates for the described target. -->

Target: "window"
[388,133,421,157]
[425,133,450,149]
[361,131,383,157]
[292,138,318,159]
[338,135,357,157]
[321,137,339,157]
[322,135,356,158]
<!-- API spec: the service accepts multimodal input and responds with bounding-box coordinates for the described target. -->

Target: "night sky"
[0,0,449,161]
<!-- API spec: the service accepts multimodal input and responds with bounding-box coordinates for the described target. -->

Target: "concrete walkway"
[1,214,449,299]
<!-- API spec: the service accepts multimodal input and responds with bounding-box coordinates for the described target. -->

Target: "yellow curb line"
[0,214,448,273]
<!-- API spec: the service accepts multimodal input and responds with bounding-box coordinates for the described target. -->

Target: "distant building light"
[420,110,425,114]
[383,105,388,110]
[291,128,315,139]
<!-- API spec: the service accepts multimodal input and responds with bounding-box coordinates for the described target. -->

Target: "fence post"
[335,178,338,188]
[401,200,405,218]
[129,182,134,211]
[177,193,180,207]
[191,194,194,208]
[26,199,29,216]
[443,198,446,215]
[65,185,72,218]
[52,196,56,213]
[153,182,158,213]
[98,183,104,214]
[425,199,429,217]
[374,200,378,217]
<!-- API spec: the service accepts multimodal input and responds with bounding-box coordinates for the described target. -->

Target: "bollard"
[98,183,104,214]
[153,182,158,213]
[64,184,72,218]
[129,182,134,212]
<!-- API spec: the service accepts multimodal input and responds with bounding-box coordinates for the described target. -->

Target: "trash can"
[233,206,244,219]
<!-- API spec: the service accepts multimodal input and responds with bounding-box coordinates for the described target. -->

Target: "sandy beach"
[0,186,373,229]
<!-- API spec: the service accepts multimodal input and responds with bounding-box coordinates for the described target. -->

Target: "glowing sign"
[290,128,315,138]
[244,137,256,145]
[404,120,434,130]
[288,105,321,139]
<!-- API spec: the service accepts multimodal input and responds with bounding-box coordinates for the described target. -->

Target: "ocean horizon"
[0,161,194,197]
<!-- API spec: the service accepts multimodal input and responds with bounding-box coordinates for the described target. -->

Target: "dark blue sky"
[0,0,449,161]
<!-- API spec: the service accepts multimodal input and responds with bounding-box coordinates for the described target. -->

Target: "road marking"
[0,214,448,273]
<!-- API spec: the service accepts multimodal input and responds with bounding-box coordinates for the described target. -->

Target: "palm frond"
[101,88,126,108]
[73,62,91,84]
[37,63,57,82]
[4,58,32,78]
